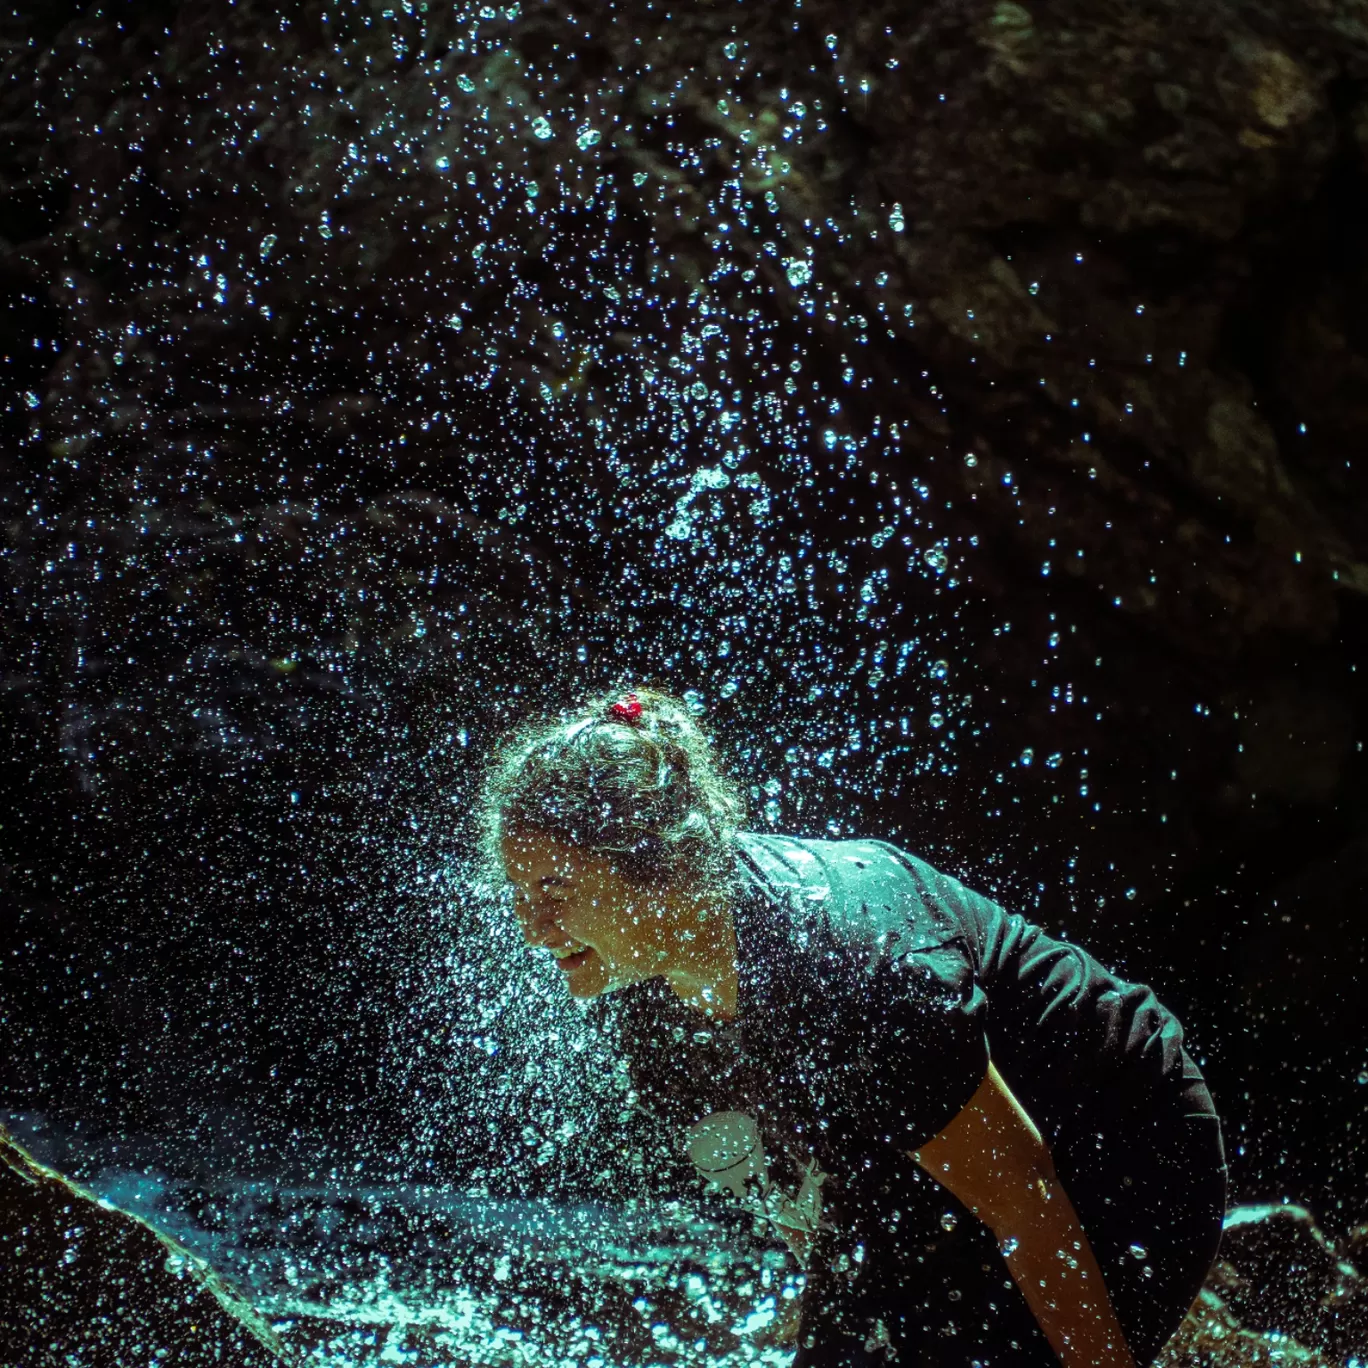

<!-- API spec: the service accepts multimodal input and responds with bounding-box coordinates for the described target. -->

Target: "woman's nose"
[515,900,558,945]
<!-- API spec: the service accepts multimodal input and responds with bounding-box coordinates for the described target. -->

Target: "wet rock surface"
[0,1126,283,1367]
[1,0,1367,1360]
[6,1124,1364,1368]
[1214,1205,1368,1361]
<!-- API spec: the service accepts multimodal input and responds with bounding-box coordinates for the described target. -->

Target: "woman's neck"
[662,895,738,1020]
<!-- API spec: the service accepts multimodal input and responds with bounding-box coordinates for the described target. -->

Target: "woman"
[479,687,1227,1368]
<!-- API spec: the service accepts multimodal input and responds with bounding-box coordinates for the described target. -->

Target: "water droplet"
[1019,748,1034,766]
[940,1211,958,1231]
[929,660,949,680]
[1129,1243,1148,1260]
[457,74,476,93]
[576,126,601,150]
[785,258,812,288]
[888,203,905,233]
[928,713,944,729]
[964,452,977,467]
[723,41,739,59]
[763,778,783,797]
[258,234,277,260]
[1000,1236,1020,1255]
[924,546,948,574]
[682,689,706,715]
[530,115,553,140]
[1357,1070,1368,1085]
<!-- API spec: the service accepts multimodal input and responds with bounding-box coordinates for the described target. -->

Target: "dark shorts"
[794,1094,1228,1368]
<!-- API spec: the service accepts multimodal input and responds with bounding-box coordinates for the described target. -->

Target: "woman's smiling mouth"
[548,941,593,971]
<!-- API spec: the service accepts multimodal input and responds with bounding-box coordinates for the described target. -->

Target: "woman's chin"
[562,953,610,999]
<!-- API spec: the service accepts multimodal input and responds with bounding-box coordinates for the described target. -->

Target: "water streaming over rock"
[3,0,1368,1364]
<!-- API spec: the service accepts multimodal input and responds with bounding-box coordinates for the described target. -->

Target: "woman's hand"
[910,1061,1138,1368]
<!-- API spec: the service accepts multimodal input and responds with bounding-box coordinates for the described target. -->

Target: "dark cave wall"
[0,0,1366,1213]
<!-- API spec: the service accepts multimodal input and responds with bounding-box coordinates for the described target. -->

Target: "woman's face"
[500,828,668,1000]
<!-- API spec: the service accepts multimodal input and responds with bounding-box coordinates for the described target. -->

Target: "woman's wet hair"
[477,686,745,892]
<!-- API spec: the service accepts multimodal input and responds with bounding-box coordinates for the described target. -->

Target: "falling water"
[3,2,1367,1365]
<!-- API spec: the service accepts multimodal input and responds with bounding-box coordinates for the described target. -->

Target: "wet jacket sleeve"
[866,838,1211,1122]
[970,906,1214,1123]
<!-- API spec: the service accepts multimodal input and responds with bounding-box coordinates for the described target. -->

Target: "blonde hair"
[476,686,745,892]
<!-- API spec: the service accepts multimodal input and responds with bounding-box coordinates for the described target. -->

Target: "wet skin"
[500,828,738,1016]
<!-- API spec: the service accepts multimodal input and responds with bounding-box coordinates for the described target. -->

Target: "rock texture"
[1217,1204,1368,1359]
[0,0,1366,1253]
[0,1126,282,1366]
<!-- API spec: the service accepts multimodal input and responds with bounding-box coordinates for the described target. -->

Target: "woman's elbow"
[975,1156,1061,1237]
[910,1063,1059,1232]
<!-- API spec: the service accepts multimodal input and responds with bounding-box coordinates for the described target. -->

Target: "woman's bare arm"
[910,1061,1137,1368]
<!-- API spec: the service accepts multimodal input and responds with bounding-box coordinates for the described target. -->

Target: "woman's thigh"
[1065,1109,1228,1364]
[795,1207,1057,1368]
[795,1108,1226,1368]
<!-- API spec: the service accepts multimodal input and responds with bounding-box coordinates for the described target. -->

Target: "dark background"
[1,0,1365,1229]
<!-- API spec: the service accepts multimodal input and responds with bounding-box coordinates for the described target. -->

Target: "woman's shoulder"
[732,830,987,955]
[734,828,931,889]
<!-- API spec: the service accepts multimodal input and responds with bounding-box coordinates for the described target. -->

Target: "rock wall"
[0,0,1365,1221]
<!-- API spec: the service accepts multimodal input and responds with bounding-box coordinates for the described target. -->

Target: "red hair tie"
[609,692,644,723]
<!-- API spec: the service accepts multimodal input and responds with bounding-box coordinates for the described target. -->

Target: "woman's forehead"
[500,828,587,878]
